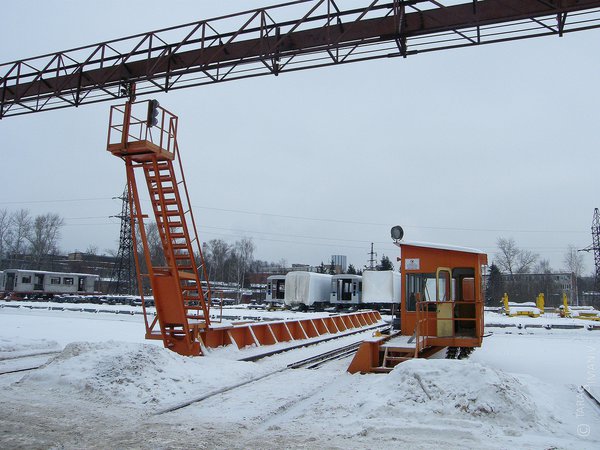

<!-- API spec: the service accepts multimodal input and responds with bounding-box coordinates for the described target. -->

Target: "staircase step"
[145,162,170,169]
[385,356,411,363]
[147,176,173,183]
[151,189,175,196]
[178,271,197,280]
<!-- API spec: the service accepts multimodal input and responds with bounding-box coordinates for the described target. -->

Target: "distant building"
[331,255,347,274]
[497,272,575,307]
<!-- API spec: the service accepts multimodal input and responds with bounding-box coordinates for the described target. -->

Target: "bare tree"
[0,209,10,266]
[564,244,585,278]
[495,237,538,274]
[7,209,32,266]
[564,245,585,306]
[234,237,255,290]
[516,249,538,274]
[495,237,520,275]
[205,239,231,282]
[27,213,64,268]
[86,244,99,256]
[146,222,165,266]
[534,259,552,274]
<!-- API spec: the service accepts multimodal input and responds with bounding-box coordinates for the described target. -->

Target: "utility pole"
[366,243,378,271]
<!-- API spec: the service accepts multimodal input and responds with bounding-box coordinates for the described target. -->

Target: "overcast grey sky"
[1,1,600,273]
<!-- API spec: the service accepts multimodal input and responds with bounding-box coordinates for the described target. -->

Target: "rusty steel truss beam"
[2,0,600,118]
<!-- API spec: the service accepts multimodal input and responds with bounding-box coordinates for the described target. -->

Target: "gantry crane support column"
[2,0,600,117]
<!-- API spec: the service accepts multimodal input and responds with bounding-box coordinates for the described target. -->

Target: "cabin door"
[436,268,453,337]
[78,277,86,292]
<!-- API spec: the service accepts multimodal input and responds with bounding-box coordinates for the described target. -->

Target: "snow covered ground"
[0,302,599,449]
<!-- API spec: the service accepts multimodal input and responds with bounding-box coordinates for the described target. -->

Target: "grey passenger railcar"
[1,269,99,298]
[265,275,286,304]
[330,274,362,306]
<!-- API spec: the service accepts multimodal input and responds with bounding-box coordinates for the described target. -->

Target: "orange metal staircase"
[108,100,211,356]
[107,99,384,357]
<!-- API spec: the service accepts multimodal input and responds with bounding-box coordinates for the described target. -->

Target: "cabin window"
[21,276,32,284]
[436,269,452,302]
[63,277,74,285]
[51,277,61,285]
[406,273,436,311]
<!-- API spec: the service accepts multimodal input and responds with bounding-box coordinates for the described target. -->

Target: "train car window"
[21,276,31,284]
[51,277,61,285]
[63,277,74,285]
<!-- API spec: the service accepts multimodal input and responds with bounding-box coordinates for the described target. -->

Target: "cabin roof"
[395,240,485,255]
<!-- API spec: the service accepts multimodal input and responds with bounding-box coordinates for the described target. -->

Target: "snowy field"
[0,302,599,449]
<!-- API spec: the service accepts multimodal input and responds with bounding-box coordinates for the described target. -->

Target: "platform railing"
[415,299,484,355]
[106,100,178,155]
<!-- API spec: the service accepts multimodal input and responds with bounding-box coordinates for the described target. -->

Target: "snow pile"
[508,306,541,316]
[385,359,551,427]
[245,359,570,449]
[15,341,260,408]
[300,359,562,438]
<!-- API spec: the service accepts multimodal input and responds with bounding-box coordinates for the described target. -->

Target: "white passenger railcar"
[330,274,362,306]
[265,275,286,304]
[284,271,332,310]
[361,270,401,311]
[1,269,100,298]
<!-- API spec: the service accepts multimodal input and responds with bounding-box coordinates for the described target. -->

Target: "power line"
[190,204,588,234]
[1,196,589,234]
[0,197,112,205]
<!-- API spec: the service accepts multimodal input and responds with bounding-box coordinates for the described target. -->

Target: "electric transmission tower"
[366,243,378,271]
[580,208,600,289]
[109,187,137,295]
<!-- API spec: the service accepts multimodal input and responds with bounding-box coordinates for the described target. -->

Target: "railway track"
[157,327,387,415]
[0,351,60,376]
[581,386,600,412]
[287,341,362,370]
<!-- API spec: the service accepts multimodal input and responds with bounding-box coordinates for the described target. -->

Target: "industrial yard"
[0,303,598,449]
[3,1,600,449]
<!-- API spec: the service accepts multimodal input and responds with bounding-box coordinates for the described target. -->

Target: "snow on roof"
[331,274,361,280]
[4,268,100,277]
[396,240,486,255]
[266,275,286,281]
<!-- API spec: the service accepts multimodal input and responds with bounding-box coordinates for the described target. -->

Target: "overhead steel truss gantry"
[2,0,600,118]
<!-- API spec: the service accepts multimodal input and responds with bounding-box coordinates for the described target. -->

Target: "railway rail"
[582,386,600,412]
[0,351,61,376]
[157,325,389,415]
